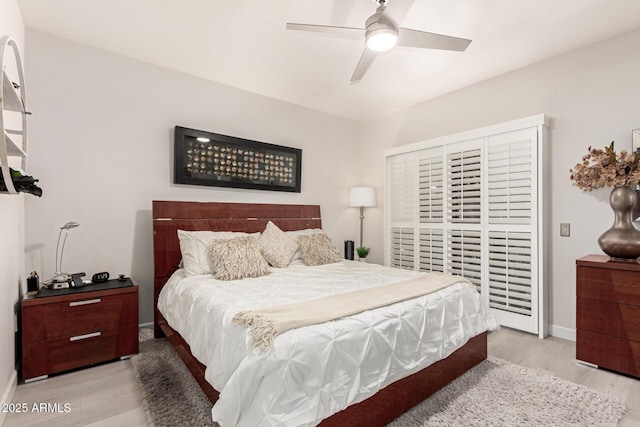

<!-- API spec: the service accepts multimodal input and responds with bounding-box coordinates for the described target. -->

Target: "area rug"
[132,335,626,427]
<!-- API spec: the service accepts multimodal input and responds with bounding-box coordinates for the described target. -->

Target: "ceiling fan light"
[366,28,397,52]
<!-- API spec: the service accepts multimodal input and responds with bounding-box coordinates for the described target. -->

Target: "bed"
[152,200,497,426]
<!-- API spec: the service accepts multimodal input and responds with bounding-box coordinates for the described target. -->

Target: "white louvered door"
[384,115,548,336]
[387,152,416,270]
[485,128,538,333]
[447,141,483,292]
[418,148,444,273]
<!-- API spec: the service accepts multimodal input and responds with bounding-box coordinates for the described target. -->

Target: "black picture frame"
[174,126,302,193]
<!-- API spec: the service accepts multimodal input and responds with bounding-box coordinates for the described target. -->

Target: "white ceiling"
[17,0,640,122]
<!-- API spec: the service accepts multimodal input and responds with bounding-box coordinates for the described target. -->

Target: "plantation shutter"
[417,148,444,272]
[390,227,415,270]
[419,228,444,272]
[384,115,548,337]
[488,231,532,315]
[447,147,482,224]
[485,128,538,331]
[448,229,482,291]
[446,140,483,291]
[387,153,416,270]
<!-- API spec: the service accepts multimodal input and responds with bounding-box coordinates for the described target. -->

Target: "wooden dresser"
[21,279,138,381]
[576,255,640,377]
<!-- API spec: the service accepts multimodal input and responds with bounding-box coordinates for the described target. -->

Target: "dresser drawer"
[22,322,138,380]
[577,297,640,341]
[576,329,640,377]
[577,266,640,306]
[22,292,138,342]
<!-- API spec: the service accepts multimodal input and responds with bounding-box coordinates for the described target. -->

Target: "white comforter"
[157,260,498,427]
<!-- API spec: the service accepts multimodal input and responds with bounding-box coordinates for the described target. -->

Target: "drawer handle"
[70,331,101,342]
[69,298,101,307]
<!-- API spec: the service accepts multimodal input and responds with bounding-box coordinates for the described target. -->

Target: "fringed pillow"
[178,230,259,276]
[296,233,342,266]
[285,228,323,261]
[259,221,300,268]
[208,235,271,281]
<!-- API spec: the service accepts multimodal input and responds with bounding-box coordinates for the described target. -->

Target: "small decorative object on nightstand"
[21,278,139,382]
[576,255,640,378]
[356,246,370,262]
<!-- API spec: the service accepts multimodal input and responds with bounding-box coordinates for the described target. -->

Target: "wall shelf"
[1,35,28,195]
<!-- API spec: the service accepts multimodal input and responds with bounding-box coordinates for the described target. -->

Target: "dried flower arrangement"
[569,141,640,191]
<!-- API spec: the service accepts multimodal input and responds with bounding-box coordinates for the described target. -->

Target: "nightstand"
[576,255,640,377]
[21,278,139,382]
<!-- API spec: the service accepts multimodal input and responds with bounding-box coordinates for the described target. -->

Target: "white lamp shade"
[350,187,377,207]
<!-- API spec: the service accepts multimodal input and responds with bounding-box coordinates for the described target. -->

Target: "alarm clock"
[92,272,110,283]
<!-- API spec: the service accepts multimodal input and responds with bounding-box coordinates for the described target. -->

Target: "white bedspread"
[158,260,498,427]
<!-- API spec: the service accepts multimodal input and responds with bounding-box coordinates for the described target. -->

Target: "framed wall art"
[174,126,302,193]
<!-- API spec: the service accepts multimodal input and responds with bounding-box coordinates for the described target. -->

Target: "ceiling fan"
[286,0,471,83]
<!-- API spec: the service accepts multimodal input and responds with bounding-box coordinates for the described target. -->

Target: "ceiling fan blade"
[350,49,376,83]
[286,23,363,39]
[397,28,471,51]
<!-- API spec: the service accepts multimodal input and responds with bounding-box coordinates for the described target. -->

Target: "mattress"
[157,260,498,427]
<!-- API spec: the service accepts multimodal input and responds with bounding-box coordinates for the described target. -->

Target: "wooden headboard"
[152,200,322,336]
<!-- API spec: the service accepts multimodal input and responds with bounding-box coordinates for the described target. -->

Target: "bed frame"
[152,200,487,426]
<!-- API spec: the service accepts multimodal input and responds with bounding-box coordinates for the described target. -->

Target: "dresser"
[21,279,138,381]
[576,255,640,377]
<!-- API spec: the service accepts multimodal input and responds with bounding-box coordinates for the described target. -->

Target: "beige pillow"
[296,233,342,266]
[208,235,271,281]
[178,230,259,276]
[285,228,323,261]
[259,221,299,268]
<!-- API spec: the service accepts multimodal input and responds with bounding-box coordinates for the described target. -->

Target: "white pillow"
[177,230,259,276]
[259,221,300,268]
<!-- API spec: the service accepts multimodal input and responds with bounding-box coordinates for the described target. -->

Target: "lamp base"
[44,272,72,289]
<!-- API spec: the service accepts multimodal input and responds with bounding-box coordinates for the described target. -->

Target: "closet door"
[418,147,444,273]
[485,128,538,333]
[387,152,417,270]
[384,115,547,336]
[446,140,483,291]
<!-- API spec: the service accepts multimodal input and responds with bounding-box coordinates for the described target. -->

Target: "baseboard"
[139,322,153,331]
[0,368,18,426]
[548,324,575,342]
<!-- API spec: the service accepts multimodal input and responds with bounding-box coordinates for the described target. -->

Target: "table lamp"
[48,221,80,284]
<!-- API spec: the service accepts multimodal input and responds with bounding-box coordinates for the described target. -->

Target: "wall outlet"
[560,223,570,237]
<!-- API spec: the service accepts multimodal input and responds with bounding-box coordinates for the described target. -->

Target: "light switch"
[560,223,570,237]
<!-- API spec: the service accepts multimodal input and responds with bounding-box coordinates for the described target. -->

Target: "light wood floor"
[3,327,640,426]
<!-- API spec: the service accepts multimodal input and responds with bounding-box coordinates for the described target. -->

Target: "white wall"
[361,28,640,336]
[0,0,25,418]
[23,31,363,327]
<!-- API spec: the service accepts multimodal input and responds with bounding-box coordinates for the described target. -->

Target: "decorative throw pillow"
[208,235,271,281]
[259,221,300,268]
[296,233,342,266]
[285,228,323,261]
[178,230,259,276]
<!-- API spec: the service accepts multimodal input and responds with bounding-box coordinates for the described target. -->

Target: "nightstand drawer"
[577,297,640,341]
[22,292,137,342]
[577,266,640,306]
[22,323,138,380]
[576,329,640,377]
